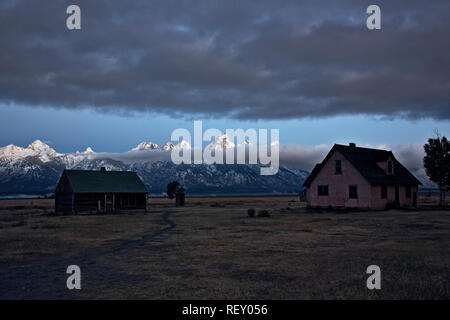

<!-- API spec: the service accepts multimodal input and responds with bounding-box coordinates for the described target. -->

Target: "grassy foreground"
[0,196,449,299]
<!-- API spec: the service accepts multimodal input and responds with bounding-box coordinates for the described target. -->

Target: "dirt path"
[110,211,177,255]
[0,211,177,299]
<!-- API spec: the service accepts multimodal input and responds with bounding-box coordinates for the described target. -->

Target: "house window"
[349,185,358,199]
[335,160,342,174]
[318,185,329,196]
[381,185,387,199]
[406,186,411,198]
[387,160,394,175]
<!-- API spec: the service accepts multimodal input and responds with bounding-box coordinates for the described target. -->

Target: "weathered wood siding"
[55,172,74,215]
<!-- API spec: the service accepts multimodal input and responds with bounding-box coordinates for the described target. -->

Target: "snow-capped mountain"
[131,141,178,151]
[173,140,191,150]
[162,142,175,150]
[81,147,95,154]
[131,142,160,151]
[0,140,309,194]
[0,140,60,163]
[208,133,235,150]
[132,162,308,195]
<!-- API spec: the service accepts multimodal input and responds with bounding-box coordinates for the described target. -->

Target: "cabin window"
[405,186,411,198]
[335,160,342,174]
[381,185,388,199]
[318,185,329,196]
[349,185,358,199]
[387,160,394,175]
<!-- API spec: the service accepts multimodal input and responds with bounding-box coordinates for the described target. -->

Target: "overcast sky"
[0,0,449,172]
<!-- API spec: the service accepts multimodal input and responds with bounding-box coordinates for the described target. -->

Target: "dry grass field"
[0,195,449,299]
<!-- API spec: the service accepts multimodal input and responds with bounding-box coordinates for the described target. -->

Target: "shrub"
[257,210,270,217]
[247,208,255,217]
[211,202,225,207]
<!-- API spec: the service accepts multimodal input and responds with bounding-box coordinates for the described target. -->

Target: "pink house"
[303,143,422,210]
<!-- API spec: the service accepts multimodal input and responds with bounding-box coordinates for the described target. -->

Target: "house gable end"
[303,145,371,187]
[55,170,74,194]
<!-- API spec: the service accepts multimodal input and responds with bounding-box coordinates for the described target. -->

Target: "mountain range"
[0,139,308,195]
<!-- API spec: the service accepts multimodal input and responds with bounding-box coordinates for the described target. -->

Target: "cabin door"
[413,192,417,207]
[105,194,114,213]
[395,185,400,206]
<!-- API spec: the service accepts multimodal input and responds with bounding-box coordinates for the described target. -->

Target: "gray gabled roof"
[63,170,148,194]
[303,144,422,187]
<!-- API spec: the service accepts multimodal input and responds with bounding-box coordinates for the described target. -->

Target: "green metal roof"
[64,170,148,194]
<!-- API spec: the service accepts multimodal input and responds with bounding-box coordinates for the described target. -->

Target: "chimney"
[100,167,106,172]
[349,142,356,148]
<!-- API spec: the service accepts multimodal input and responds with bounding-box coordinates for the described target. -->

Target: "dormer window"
[387,160,394,175]
[335,160,342,174]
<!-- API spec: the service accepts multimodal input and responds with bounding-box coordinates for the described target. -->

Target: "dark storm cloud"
[1,0,449,119]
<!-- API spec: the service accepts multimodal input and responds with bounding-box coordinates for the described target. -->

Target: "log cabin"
[55,168,148,214]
